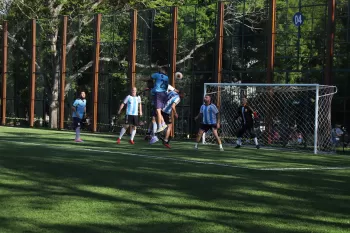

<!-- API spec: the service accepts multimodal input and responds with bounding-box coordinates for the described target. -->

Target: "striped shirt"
[123,95,141,116]
[167,90,178,100]
[200,104,219,125]
[162,94,181,115]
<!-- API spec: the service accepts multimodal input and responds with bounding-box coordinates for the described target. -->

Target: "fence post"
[59,16,68,130]
[215,1,224,109]
[267,0,276,83]
[170,6,178,137]
[92,14,101,133]
[128,10,137,89]
[1,21,8,125]
[29,19,36,127]
[325,0,336,85]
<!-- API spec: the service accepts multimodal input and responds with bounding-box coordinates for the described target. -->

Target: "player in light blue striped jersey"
[117,87,142,145]
[149,90,184,148]
[194,94,223,151]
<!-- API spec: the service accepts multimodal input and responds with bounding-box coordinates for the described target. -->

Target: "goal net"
[202,83,337,154]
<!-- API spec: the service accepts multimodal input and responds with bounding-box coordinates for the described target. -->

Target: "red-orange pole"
[29,19,36,127]
[267,0,276,83]
[92,14,101,132]
[170,6,178,137]
[59,16,68,130]
[215,1,224,109]
[1,21,8,125]
[129,10,137,89]
[325,0,335,85]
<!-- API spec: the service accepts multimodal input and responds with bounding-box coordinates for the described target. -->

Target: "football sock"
[75,127,81,140]
[254,137,258,145]
[152,123,157,136]
[237,138,242,145]
[119,127,126,139]
[131,129,136,141]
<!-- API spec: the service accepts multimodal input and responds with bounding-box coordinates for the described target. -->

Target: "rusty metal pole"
[267,0,276,83]
[325,0,335,85]
[59,16,68,130]
[92,14,101,133]
[29,19,36,127]
[215,1,224,109]
[170,6,178,138]
[128,10,137,89]
[1,21,8,125]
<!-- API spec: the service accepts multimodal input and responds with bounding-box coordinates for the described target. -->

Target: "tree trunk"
[49,58,60,128]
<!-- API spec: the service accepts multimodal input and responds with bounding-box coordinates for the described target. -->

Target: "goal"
[202,83,337,154]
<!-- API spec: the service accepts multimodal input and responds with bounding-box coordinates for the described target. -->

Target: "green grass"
[0,126,350,233]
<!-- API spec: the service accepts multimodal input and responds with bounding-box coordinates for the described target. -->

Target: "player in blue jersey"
[72,91,87,143]
[117,87,142,144]
[194,94,223,151]
[141,66,169,133]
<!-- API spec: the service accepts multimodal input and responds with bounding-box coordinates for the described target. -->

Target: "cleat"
[220,147,224,151]
[235,145,241,148]
[75,139,83,143]
[149,136,159,144]
[256,145,260,149]
[163,143,171,149]
[156,124,167,133]
[129,140,135,145]
[116,138,121,144]
[194,145,198,150]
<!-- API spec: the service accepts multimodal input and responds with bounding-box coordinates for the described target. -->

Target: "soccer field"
[0,127,350,233]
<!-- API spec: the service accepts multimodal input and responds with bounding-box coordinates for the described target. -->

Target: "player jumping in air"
[194,95,224,151]
[141,66,169,133]
[72,91,87,143]
[235,97,260,149]
[117,87,142,145]
[150,90,184,148]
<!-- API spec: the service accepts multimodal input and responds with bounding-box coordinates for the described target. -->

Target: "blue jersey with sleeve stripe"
[162,95,181,115]
[151,72,169,92]
[200,104,219,125]
[72,99,86,119]
[123,95,141,116]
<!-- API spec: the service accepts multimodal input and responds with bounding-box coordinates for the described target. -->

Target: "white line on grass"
[1,139,350,172]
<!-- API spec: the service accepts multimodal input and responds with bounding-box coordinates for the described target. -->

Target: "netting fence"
[203,83,337,153]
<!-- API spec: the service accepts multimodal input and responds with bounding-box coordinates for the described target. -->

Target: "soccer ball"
[175,72,183,80]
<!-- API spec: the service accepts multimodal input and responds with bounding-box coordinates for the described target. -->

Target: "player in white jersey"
[194,94,223,151]
[72,91,87,143]
[117,87,142,144]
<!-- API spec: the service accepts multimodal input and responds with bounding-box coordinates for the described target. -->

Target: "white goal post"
[202,83,337,154]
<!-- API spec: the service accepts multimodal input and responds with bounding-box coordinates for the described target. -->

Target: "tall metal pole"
[267,0,276,83]
[215,1,224,108]
[170,6,178,137]
[59,16,68,130]
[29,19,36,127]
[1,21,8,125]
[128,10,137,89]
[92,14,101,132]
[325,0,336,85]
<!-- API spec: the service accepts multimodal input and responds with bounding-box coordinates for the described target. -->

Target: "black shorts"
[125,115,139,126]
[161,112,172,125]
[73,117,82,129]
[200,124,217,133]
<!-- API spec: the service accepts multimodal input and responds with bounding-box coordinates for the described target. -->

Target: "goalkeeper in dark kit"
[235,97,260,149]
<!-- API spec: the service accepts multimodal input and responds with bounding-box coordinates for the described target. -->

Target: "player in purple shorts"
[141,66,169,133]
